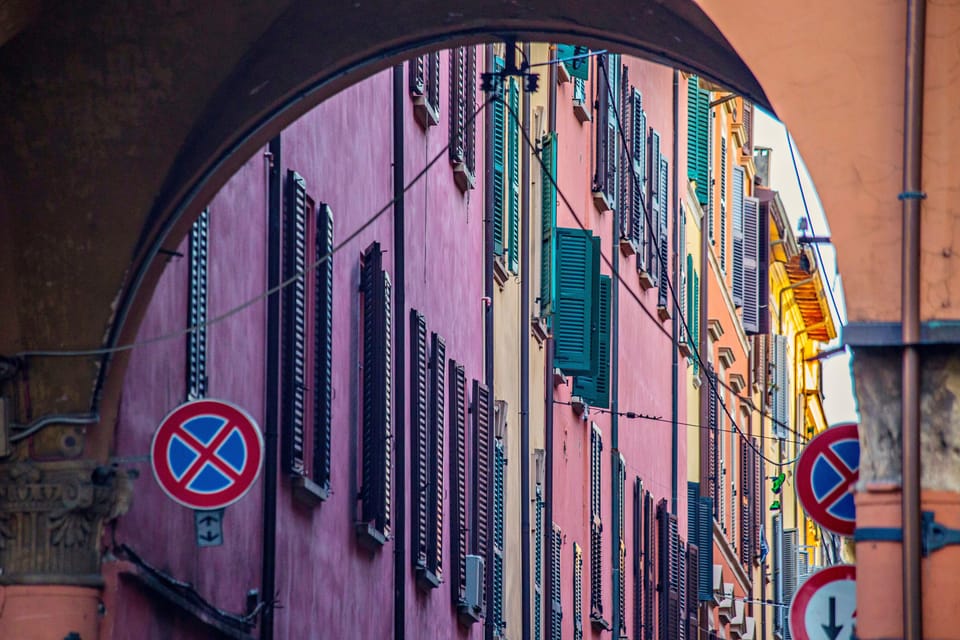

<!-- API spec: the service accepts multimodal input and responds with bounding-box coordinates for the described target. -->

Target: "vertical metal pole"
[520,42,532,640]
[901,2,925,638]
[670,70,680,516]
[483,43,497,636]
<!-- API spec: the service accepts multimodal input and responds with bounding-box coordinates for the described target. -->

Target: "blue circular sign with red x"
[151,399,264,510]
[795,423,859,536]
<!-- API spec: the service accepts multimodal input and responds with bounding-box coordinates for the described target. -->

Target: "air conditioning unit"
[465,554,485,612]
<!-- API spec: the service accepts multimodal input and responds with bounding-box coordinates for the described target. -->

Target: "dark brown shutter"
[449,47,466,165]
[428,332,446,577]
[633,478,642,640]
[643,491,655,640]
[590,424,604,617]
[657,499,679,640]
[708,372,719,518]
[313,203,334,490]
[554,527,566,640]
[187,209,208,401]
[409,56,426,96]
[360,242,391,538]
[283,171,308,475]
[685,544,699,640]
[619,67,631,239]
[594,54,609,195]
[411,309,429,568]
[472,379,491,615]
[450,362,468,601]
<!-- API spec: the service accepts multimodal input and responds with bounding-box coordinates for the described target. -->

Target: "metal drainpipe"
[391,63,407,640]
[543,43,558,640]
[698,96,713,634]
[482,43,497,633]
[260,134,281,640]
[670,69,680,516]
[610,69,623,639]
[520,41,533,640]
[901,1,925,637]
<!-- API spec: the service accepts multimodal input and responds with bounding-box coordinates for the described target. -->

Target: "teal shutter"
[554,228,597,376]
[687,76,710,206]
[492,57,506,256]
[540,132,558,321]
[508,78,521,273]
[573,275,611,408]
[535,487,545,640]
[493,439,507,634]
[557,44,590,81]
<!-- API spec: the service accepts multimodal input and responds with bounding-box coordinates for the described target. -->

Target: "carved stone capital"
[0,459,133,586]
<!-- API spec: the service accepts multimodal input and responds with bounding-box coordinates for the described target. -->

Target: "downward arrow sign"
[822,596,843,640]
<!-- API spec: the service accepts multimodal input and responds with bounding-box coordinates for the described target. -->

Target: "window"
[772,335,789,438]
[642,489,655,640]
[535,486,545,640]
[742,195,763,334]
[493,60,522,273]
[589,424,608,628]
[593,53,620,212]
[720,137,728,273]
[687,76,710,206]
[630,89,648,269]
[409,52,441,128]
[573,275,611,408]
[357,241,392,547]
[657,499,680,640]
[492,436,507,635]
[282,171,333,503]
[540,132,558,322]
[411,311,446,588]
[617,455,626,635]
[656,155,670,313]
[686,482,713,602]
[552,525,564,640]
[450,46,477,191]
[187,209,208,401]
[573,541,583,640]
[449,362,470,608]
[732,166,746,306]
[685,543,700,640]
[707,371,719,519]
[648,130,662,289]
[554,228,600,376]
[471,380,492,617]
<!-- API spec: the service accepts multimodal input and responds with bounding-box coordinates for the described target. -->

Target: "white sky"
[754,109,860,426]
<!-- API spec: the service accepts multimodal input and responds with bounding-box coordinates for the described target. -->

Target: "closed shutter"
[410,55,425,96]
[594,54,609,196]
[732,166,745,306]
[450,47,467,165]
[683,255,695,351]
[573,275,611,408]
[742,100,754,155]
[618,70,631,240]
[687,76,710,206]
[773,335,789,438]
[187,209,208,401]
[720,137,728,272]
[540,133,558,321]
[758,199,771,333]
[753,437,763,563]
[697,495,713,601]
[678,207,687,346]
[554,228,598,375]
[772,515,784,634]
[428,332,446,578]
[535,488,545,640]
[707,109,715,242]
[283,172,308,475]
[634,479,643,640]
[557,44,590,80]
[411,310,429,569]
[685,544,699,640]
[657,156,669,310]
[657,499,679,640]
[692,269,700,377]
[427,52,440,114]
[360,242,392,538]
[739,438,751,567]
[590,424,604,617]
[314,204,334,491]
[492,57,506,256]
[708,374,719,515]
[742,196,761,333]
[630,90,647,263]
[604,56,620,204]
[643,491,655,640]
[507,77,521,273]
[783,528,799,640]
[678,542,686,640]
[450,362,468,602]
[573,540,583,640]
[553,526,564,640]
[492,439,507,635]
[472,381,491,600]
[618,454,627,634]
[648,130,661,287]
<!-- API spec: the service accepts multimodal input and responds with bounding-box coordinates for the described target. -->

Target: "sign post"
[789,564,856,640]
[795,423,859,536]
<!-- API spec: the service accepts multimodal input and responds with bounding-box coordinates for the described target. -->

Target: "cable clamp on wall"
[897,191,927,200]
[854,511,960,556]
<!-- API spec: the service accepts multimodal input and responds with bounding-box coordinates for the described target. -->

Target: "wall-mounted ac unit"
[465,554,485,612]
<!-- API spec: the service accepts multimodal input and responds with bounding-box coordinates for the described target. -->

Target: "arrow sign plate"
[194,508,224,547]
[789,564,856,640]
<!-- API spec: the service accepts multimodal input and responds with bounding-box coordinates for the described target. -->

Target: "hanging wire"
[13,97,494,360]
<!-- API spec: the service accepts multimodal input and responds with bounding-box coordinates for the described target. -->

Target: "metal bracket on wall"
[854,511,960,556]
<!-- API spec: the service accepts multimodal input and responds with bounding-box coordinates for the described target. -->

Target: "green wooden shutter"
[553,228,596,375]
[492,439,507,634]
[508,78,521,273]
[687,76,710,206]
[540,132,558,320]
[492,57,506,256]
[535,487,545,640]
[573,275,611,408]
[557,44,590,81]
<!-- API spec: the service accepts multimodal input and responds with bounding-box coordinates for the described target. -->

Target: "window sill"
[618,235,635,256]
[573,99,591,124]
[412,96,440,129]
[457,602,483,626]
[531,316,549,346]
[658,305,671,322]
[552,368,568,389]
[557,62,571,84]
[678,342,692,358]
[589,612,611,631]
[637,271,655,290]
[493,257,510,289]
[570,396,586,417]
[415,566,441,591]
[355,522,388,551]
[292,474,328,506]
[453,162,476,192]
[591,190,611,214]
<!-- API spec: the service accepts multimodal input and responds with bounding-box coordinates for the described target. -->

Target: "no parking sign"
[151,399,264,511]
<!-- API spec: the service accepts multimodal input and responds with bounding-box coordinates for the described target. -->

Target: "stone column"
[853,345,960,640]
[0,457,133,639]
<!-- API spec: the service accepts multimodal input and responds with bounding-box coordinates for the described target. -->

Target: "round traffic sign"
[151,399,264,510]
[795,423,859,536]
[789,564,856,640]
